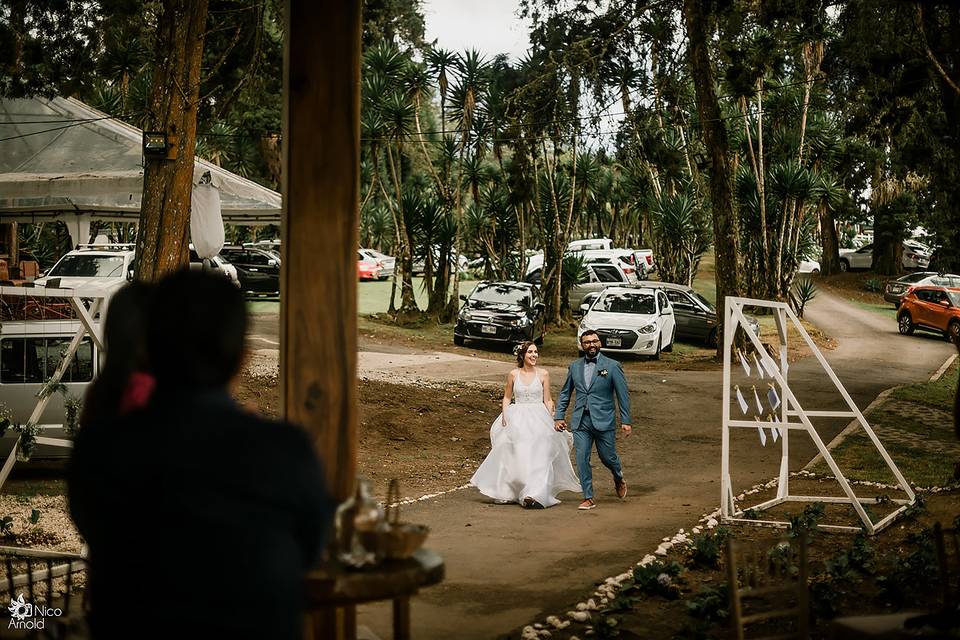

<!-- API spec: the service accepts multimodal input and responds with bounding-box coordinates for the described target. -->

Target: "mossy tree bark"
[134,0,210,282]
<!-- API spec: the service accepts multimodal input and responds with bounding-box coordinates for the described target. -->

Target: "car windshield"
[948,291,960,306]
[470,284,531,307]
[692,292,715,312]
[596,292,656,314]
[901,272,932,283]
[48,254,124,277]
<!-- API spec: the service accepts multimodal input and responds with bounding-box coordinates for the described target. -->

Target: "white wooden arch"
[0,285,108,491]
[720,296,915,535]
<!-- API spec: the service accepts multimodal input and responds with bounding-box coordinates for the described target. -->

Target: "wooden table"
[304,549,444,640]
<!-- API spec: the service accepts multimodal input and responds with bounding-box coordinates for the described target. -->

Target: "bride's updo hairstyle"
[514,341,536,367]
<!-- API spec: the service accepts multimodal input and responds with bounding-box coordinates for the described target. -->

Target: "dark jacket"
[68,388,335,640]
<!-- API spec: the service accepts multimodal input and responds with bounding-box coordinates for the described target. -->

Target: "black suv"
[219,245,281,295]
[454,281,545,348]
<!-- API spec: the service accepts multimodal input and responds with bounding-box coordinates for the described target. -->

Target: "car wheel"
[651,336,661,361]
[812,268,820,275]
[839,259,849,273]
[663,327,675,353]
[454,334,465,346]
[897,311,915,335]
[706,327,719,348]
[947,320,959,343]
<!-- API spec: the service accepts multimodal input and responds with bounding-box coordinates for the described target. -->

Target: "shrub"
[632,559,684,599]
[863,278,884,293]
[877,528,939,606]
[788,502,825,541]
[686,583,729,623]
[687,527,732,569]
[790,277,817,318]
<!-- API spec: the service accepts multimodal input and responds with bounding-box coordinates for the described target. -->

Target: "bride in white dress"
[470,341,581,508]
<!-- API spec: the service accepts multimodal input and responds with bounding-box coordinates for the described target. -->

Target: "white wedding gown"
[470,371,581,507]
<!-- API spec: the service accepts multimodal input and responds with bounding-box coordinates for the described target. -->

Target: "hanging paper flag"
[753,386,764,413]
[753,354,765,379]
[772,415,786,440]
[735,386,749,414]
[767,416,779,442]
[762,356,780,379]
[756,418,767,446]
[767,385,781,411]
[739,351,751,377]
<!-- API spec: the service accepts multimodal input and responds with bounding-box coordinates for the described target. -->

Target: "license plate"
[606,337,621,347]
[481,325,497,335]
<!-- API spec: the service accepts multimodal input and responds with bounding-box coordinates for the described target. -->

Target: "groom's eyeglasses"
[582,339,601,345]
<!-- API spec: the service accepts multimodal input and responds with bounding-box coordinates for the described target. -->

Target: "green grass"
[358,277,479,315]
[243,276,481,316]
[812,432,954,488]
[891,360,958,411]
[811,362,959,487]
[848,299,898,319]
[247,300,280,314]
[5,477,67,499]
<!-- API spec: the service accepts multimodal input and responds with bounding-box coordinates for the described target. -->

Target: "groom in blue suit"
[554,330,632,510]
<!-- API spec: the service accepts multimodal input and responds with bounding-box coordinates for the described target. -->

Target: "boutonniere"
[598,369,609,377]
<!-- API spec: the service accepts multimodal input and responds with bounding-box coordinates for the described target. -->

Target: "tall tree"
[683,0,741,354]
[134,0,210,281]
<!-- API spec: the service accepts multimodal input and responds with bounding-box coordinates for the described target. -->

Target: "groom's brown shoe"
[578,498,596,510]
[615,478,627,499]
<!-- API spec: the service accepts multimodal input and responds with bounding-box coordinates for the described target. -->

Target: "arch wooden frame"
[720,296,915,535]
[0,285,106,491]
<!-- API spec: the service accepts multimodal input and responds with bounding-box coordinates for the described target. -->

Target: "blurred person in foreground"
[69,270,335,640]
[79,281,155,429]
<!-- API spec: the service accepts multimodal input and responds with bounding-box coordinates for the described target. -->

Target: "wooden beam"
[281,0,361,503]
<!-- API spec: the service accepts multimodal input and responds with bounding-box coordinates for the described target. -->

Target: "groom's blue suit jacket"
[554,352,632,431]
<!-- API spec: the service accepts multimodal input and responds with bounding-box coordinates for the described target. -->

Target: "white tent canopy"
[0,96,281,244]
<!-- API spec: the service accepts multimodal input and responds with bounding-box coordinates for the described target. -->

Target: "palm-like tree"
[98,31,149,109]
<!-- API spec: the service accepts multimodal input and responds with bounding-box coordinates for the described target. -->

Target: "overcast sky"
[422,0,531,61]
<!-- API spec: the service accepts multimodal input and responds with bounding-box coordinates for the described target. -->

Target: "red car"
[357,259,380,281]
[897,286,960,341]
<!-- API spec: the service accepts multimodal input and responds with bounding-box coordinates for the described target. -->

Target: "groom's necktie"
[584,357,596,387]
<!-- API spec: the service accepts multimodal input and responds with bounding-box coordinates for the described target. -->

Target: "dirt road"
[247,292,954,639]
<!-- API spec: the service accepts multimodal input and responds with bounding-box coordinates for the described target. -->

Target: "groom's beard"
[585,346,600,357]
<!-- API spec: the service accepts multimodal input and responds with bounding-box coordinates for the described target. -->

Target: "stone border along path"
[514,351,960,640]
[516,468,960,640]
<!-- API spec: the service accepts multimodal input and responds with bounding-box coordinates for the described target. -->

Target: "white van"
[0,319,99,459]
[567,238,613,252]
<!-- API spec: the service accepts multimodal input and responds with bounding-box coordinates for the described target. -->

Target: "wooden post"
[282,2,360,503]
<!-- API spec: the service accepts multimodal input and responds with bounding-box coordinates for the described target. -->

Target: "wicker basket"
[361,479,429,560]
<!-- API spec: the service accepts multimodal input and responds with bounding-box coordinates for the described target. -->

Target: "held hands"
[554,420,567,432]
[501,415,508,428]
[621,424,633,437]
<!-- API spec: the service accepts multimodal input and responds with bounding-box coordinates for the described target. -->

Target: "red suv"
[897,286,960,341]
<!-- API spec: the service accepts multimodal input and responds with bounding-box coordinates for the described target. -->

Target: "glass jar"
[335,478,386,567]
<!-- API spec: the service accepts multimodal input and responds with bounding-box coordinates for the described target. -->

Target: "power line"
[0,113,143,143]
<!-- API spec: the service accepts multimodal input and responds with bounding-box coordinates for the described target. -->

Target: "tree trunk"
[135,0,210,282]
[819,205,841,275]
[870,158,902,276]
[684,0,742,356]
